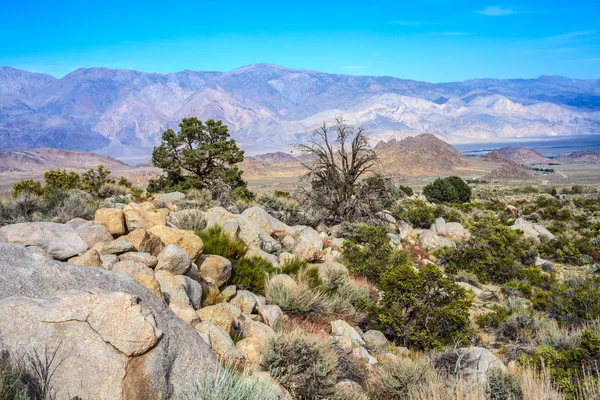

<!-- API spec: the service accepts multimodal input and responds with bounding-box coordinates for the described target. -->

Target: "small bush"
[195,225,247,260]
[423,176,471,204]
[265,273,332,320]
[342,225,410,284]
[231,257,277,294]
[398,185,413,197]
[396,200,436,229]
[51,190,96,222]
[439,215,537,284]
[171,209,206,231]
[377,263,474,350]
[187,367,282,400]
[10,180,44,199]
[44,169,80,191]
[367,356,431,399]
[261,331,338,399]
[487,369,523,400]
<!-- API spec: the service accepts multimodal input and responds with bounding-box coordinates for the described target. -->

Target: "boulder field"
[0,192,493,399]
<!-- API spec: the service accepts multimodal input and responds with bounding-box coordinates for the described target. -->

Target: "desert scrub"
[377,263,474,350]
[257,193,316,227]
[170,209,206,231]
[396,199,436,229]
[265,272,332,320]
[261,331,338,399]
[195,225,247,260]
[439,215,537,284]
[231,256,278,295]
[343,225,410,284]
[344,225,473,349]
[538,233,594,266]
[487,369,523,400]
[519,329,600,399]
[187,367,282,400]
[366,356,433,399]
[544,276,600,325]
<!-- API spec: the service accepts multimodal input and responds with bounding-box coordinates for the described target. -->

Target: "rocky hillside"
[1,64,599,153]
[556,150,600,163]
[374,134,469,176]
[495,147,549,164]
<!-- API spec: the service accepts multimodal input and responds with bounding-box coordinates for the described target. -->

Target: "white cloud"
[341,66,369,69]
[476,6,515,16]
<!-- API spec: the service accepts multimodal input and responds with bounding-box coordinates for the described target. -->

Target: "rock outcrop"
[0,243,219,399]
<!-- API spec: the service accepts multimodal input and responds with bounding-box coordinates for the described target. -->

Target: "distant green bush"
[423,176,471,204]
[398,185,413,197]
[44,169,80,191]
[10,180,44,199]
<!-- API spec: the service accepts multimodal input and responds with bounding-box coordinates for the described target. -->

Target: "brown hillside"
[374,134,469,176]
[496,147,548,164]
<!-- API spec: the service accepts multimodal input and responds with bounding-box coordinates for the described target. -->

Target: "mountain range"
[1,64,600,158]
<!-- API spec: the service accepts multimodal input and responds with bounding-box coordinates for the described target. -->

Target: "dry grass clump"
[187,367,282,400]
[265,272,332,321]
[171,209,206,231]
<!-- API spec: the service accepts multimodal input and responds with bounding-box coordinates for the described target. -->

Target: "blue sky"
[1,0,599,82]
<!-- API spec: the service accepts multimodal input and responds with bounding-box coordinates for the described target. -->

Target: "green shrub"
[195,225,247,260]
[439,216,536,284]
[10,180,44,199]
[43,169,80,191]
[377,263,474,350]
[396,200,436,229]
[423,176,471,204]
[261,333,338,399]
[398,185,413,197]
[79,165,114,196]
[187,367,282,400]
[520,329,600,398]
[343,225,410,284]
[545,277,600,325]
[257,193,315,227]
[343,225,473,349]
[538,234,593,266]
[279,259,308,276]
[487,369,523,400]
[231,257,277,294]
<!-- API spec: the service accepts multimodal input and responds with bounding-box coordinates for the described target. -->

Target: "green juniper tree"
[149,118,248,195]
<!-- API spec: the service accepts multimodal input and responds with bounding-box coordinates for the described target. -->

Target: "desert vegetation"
[1,118,599,399]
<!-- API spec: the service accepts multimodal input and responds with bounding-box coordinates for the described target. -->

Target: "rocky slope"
[1,64,599,153]
[374,134,469,176]
[556,150,600,163]
[495,147,549,164]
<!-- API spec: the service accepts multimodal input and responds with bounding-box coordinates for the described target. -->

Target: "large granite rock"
[148,226,204,262]
[0,243,220,400]
[241,206,292,235]
[293,226,324,261]
[0,222,88,260]
[94,208,127,236]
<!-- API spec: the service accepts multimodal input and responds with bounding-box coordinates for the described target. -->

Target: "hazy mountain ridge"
[1,64,599,153]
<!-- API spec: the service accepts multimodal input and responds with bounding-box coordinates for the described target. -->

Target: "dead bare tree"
[297,117,378,223]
